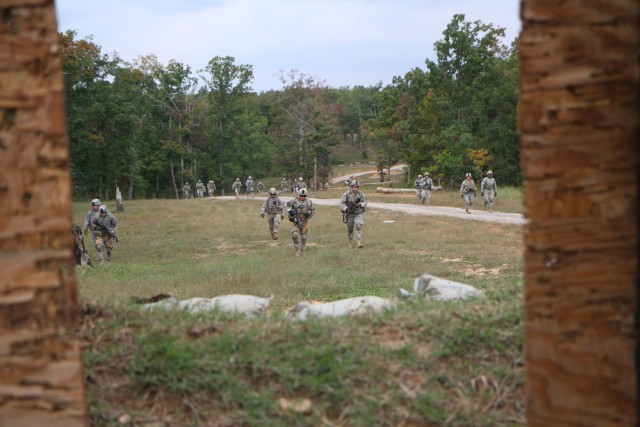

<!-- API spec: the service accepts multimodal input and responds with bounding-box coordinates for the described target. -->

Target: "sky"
[55,0,521,92]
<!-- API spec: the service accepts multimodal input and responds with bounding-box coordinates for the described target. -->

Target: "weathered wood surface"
[520,0,638,425]
[0,1,87,426]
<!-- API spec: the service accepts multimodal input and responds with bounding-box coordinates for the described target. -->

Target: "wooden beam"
[520,0,639,425]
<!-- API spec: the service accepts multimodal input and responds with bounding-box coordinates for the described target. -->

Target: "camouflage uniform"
[339,181,368,248]
[183,183,191,199]
[413,175,423,199]
[232,178,242,200]
[280,178,288,192]
[291,178,298,193]
[195,180,205,198]
[90,205,118,262]
[295,177,306,192]
[82,198,101,244]
[286,189,315,257]
[207,180,216,197]
[421,174,433,205]
[459,174,477,214]
[245,177,254,198]
[257,182,265,194]
[481,172,497,212]
[260,188,284,240]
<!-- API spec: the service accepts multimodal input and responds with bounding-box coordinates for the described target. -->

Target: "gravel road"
[210,195,526,225]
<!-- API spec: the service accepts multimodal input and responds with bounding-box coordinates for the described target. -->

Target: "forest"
[62,14,520,200]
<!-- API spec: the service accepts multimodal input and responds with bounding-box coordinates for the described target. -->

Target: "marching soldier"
[90,204,118,263]
[296,177,306,192]
[286,188,315,257]
[245,176,254,198]
[257,181,265,194]
[280,178,288,192]
[195,180,205,198]
[207,180,216,197]
[421,172,433,205]
[460,173,477,214]
[339,180,368,248]
[414,175,423,200]
[232,178,242,200]
[481,170,498,212]
[183,182,191,199]
[260,188,284,240]
[82,198,101,246]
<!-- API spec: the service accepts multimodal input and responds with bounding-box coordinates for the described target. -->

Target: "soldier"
[291,177,298,193]
[183,182,191,199]
[257,181,265,194]
[232,178,242,200]
[260,187,284,240]
[413,174,423,200]
[459,173,477,214]
[286,188,315,257]
[82,198,101,246]
[90,204,118,263]
[481,170,498,212]
[344,174,355,187]
[245,176,254,198]
[207,180,216,197]
[280,178,288,193]
[421,172,433,205]
[296,176,307,192]
[339,180,368,248]
[195,180,205,198]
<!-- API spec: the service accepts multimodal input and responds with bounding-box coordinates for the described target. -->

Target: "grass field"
[75,196,524,426]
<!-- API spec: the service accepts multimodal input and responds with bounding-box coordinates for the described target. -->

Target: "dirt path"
[330,164,407,185]
[210,195,526,225]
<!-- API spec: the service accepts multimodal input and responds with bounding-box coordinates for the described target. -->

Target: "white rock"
[399,274,484,301]
[288,296,396,320]
[139,294,179,310]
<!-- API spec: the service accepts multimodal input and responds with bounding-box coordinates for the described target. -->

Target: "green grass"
[76,197,524,426]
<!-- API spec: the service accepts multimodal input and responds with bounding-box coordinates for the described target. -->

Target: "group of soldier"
[82,198,119,264]
[183,180,217,199]
[410,171,498,213]
[259,179,367,257]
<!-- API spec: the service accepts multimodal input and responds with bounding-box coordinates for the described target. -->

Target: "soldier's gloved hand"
[460,194,464,198]
[281,214,284,220]
[261,212,265,218]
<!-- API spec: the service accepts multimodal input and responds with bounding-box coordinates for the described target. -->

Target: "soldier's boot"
[357,240,364,249]
[295,248,302,257]
[465,206,470,214]
[272,232,279,240]
[347,239,353,248]
[106,250,112,261]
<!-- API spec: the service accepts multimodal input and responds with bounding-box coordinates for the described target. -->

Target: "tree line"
[62,14,519,200]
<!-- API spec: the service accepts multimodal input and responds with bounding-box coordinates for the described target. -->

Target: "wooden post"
[520,0,639,425]
[0,1,87,426]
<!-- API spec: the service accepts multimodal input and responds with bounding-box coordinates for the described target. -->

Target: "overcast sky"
[56,0,521,92]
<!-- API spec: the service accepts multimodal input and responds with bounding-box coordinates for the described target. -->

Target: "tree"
[201,56,253,194]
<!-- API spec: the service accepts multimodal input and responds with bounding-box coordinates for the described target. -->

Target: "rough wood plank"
[521,0,638,425]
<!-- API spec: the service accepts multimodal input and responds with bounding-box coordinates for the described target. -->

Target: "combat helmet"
[268,187,277,195]
[350,180,360,187]
[417,174,422,178]
[99,204,108,213]
[91,198,101,206]
[298,188,308,197]
[487,170,493,176]
[465,173,472,178]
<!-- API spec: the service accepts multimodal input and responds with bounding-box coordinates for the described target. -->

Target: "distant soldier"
[195,180,205,198]
[90,204,118,263]
[296,177,307,192]
[207,180,216,197]
[257,181,265,194]
[344,174,355,187]
[339,180,368,248]
[232,178,242,200]
[260,188,284,240]
[286,188,315,257]
[291,177,298,193]
[245,176,254,198]
[460,173,477,214]
[413,175,423,200]
[183,182,191,199]
[82,198,101,245]
[421,172,433,205]
[481,170,498,212]
[280,178,288,193]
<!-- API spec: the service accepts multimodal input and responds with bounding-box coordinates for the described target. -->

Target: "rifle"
[94,222,119,242]
[288,208,303,235]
